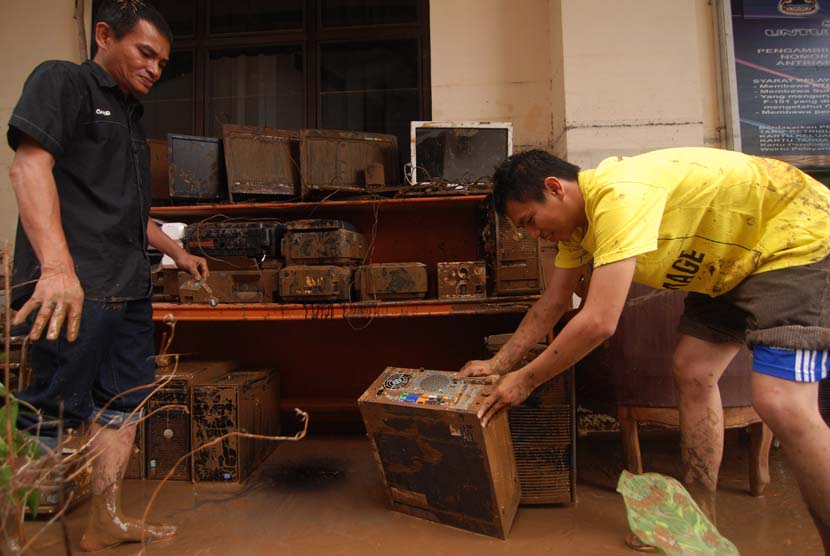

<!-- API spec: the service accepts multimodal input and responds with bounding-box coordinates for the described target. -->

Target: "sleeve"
[555,240,591,268]
[589,181,667,267]
[7,61,83,159]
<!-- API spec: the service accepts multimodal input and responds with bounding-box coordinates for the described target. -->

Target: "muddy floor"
[24,430,824,556]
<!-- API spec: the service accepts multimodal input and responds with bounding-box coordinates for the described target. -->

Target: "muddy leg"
[752,374,830,554]
[672,336,740,525]
[79,423,176,552]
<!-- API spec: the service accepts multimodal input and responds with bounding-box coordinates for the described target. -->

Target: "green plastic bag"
[617,470,739,556]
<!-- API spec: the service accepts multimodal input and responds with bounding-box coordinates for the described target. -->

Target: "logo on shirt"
[663,250,706,289]
[95,108,111,116]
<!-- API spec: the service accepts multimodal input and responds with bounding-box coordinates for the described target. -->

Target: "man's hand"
[13,262,84,341]
[477,371,534,427]
[456,358,504,379]
[173,252,208,281]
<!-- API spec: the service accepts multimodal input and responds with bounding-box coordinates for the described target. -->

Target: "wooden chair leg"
[749,421,773,496]
[619,407,644,474]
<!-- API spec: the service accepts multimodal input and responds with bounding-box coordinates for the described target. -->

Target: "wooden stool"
[618,405,773,496]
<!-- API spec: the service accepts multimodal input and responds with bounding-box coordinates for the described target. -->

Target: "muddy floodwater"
[24,431,824,555]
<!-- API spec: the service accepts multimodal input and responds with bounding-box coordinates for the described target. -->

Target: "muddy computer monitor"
[410,121,513,186]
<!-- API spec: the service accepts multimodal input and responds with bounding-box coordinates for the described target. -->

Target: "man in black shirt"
[7,1,205,550]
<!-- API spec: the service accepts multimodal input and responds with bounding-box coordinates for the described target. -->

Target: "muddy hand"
[477,371,533,427]
[175,252,208,281]
[455,359,500,379]
[13,264,83,342]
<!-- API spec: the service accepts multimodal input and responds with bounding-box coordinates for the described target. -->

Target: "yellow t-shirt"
[556,147,830,296]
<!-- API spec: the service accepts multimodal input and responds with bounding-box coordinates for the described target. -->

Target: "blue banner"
[731,0,830,158]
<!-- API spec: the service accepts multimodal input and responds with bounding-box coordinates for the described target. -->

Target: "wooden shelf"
[150,194,489,219]
[153,296,537,322]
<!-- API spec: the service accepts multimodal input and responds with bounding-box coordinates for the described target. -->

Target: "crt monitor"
[410,121,513,185]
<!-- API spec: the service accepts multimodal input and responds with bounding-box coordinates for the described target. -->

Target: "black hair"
[93,0,173,50]
[492,149,581,215]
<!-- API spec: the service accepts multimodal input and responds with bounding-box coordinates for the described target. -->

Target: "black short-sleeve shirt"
[7,60,152,308]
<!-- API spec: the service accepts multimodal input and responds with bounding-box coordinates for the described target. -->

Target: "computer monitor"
[409,121,513,186]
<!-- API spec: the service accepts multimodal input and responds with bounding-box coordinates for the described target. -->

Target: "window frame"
[93,0,432,138]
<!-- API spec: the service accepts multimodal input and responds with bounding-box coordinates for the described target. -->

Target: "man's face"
[505,180,583,243]
[97,19,170,97]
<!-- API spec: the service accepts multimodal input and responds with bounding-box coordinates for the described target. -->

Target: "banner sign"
[730,0,830,162]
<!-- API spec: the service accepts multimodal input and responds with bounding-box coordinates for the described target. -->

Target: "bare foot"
[80,518,176,552]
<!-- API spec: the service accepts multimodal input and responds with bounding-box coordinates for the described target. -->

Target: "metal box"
[178,270,280,304]
[508,373,575,505]
[481,201,542,296]
[485,334,576,505]
[355,262,428,301]
[184,221,285,260]
[168,134,228,202]
[146,360,239,481]
[437,261,487,300]
[191,369,280,482]
[300,128,398,199]
[222,124,300,201]
[279,265,353,303]
[359,367,520,539]
[282,229,367,266]
[148,138,169,203]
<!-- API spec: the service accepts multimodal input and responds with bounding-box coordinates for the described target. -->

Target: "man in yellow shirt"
[459,147,829,551]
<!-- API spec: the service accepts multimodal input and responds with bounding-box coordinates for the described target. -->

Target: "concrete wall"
[559,0,721,167]
[429,0,724,168]
[429,0,560,152]
[0,0,89,246]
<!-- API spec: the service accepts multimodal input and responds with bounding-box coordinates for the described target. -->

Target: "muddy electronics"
[355,262,428,301]
[480,199,542,296]
[178,270,280,304]
[485,334,576,505]
[279,265,353,302]
[299,128,398,199]
[168,134,228,202]
[409,121,512,187]
[436,261,487,300]
[359,367,520,539]
[222,124,300,201]
[191,369,280,482]
[184,221,285,260]
[282,229,367,266]
[146,360,239,481]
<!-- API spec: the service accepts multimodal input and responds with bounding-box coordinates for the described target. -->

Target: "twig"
[2,242,26,545]
[18,492,75,555]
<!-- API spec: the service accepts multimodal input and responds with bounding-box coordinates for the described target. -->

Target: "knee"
[752,381,815,437]
[672,352,719,393]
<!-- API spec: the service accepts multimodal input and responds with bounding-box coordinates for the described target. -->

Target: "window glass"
[142,50,194,139]
[208,46,305,137]
[320,40,419,165]
[146,0,197,37]
[209,0,304,34]
[321,0,418,27]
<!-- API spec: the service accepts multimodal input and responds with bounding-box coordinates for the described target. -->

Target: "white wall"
[429,0,723,167]
[0,0,89,246]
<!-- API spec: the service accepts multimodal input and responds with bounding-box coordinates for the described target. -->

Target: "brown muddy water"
[24,431,824,556]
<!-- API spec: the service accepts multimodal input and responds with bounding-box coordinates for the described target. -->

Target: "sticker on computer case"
[383,372,411,390]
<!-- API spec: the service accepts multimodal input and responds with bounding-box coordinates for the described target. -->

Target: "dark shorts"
[678,257,830,383]
[16,298,155,437]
